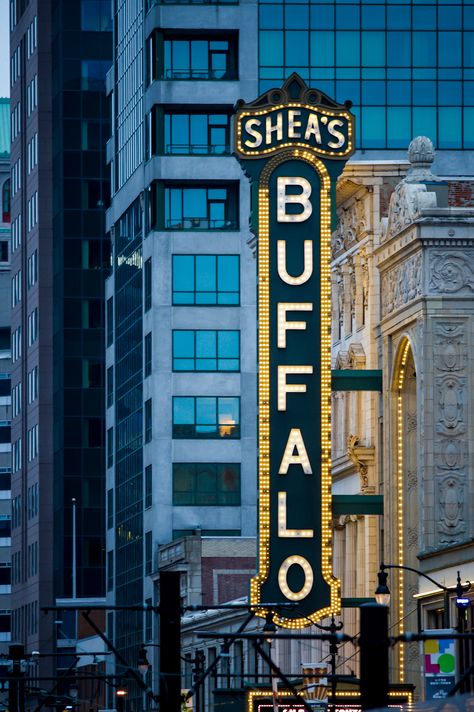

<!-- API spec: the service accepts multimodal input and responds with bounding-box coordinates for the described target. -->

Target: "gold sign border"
[247,689,415,711]
[250,148,340,629]
[235,102,354,159]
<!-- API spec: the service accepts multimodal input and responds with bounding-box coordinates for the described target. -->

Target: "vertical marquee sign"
[234,75,355,627]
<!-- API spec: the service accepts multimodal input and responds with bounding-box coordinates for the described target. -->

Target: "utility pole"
[8,644,25,712]
[159,571,182,712]
[359,604,389,710]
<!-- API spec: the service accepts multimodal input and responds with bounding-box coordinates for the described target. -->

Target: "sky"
[0,0,9,98]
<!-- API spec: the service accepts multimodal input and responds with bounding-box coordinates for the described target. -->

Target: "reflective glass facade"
[259,0,474,148]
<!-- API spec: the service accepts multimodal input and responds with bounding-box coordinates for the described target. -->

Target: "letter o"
[278,555,314,601]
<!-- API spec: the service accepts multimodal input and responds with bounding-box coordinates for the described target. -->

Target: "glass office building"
[259,0,474,149]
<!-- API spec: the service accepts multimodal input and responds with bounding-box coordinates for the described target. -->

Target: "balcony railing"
[164,69,236,81]
[165,144,230,155]
[166,218,238,230]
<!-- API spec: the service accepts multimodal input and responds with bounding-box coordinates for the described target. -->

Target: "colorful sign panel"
[234,75,355,627]
[424,634,456,700]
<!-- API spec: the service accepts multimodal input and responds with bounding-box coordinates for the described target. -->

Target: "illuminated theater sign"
[234,75,355,628]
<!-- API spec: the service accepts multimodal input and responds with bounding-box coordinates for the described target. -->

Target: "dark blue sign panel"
[235,75,355,627]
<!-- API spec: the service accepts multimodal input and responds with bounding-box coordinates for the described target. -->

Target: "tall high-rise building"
[103,1,474,708]
[0,96,12,672]
[9,0,111,664]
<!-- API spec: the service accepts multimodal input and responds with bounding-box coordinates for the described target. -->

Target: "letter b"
[277,177,312,223]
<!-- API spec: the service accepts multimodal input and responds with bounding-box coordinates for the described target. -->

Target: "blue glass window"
[413,81,436,105]
[439,81,461,106]
[362,5,385,29]
[336,4,359,29]
[310,32,334,67]
[361,107,386,148]
[260,5,284,29]
[387,81,411,105]
[163,35,237,79]
[387,107,411,148]
[286,31,309,65]
[81,0,112,31]
[361,32,385,66]
[438,5,461,29]
[285,5,309,29]
[438,32,461,67]
[362,81,386,105]
[164,185,238,230]
[172,255,239,305]
[173,463,241,506]
[386,6,409,29]
[260,31,284,66]
[164,111,231,155]
[465,7,474,30]
[173,330,240,371]
[387,32,411,66]
[336,31,360,65]
[412,6,436,29]
[465,34,474,67]
[412,32,436,67]
[310,5,334,29]
[413,107,437,149]
[173,396,240,438]
[438,107,461,148]
[464,108,474,148]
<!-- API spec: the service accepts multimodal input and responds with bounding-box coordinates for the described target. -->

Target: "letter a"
[279,428,312,474]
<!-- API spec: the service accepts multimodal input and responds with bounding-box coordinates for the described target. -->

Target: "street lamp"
[115,684,127,712]
[376,562,471,631]
[137,645,150,676]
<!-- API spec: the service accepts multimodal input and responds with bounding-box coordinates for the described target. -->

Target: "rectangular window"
[144,332,152,377]
[27,308,38,346]
[106,297,113,346]
[27,366,38,404]
[163,109,231,155]
[107,366,113,408]
[145,531,152,575]
[145,399,152,443]
[27,424,38,462]
[27,250,37,288]
[173,330,239,372]
[162,33,237,80]
[107,551,113,592]
[144,258,152,311]
[173,463,241,506]
[173,397,240,439]
[145,597,153,642]
[81,0,112,31]
[145,464,152,508]
[164,184,238,230]
[172,255,239,305]
[107,427,113,468]
[107,488,113,530]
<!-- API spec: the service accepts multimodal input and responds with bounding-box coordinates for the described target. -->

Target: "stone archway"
[392,338,419,686]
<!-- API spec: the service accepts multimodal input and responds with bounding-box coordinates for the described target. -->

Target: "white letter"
[278,365,313,411]
[327,119,346,149]
[277,177,312,223]
[288,109,302,138]
[266,112,283,144]
[277,240,313,285]
[278,555,314,601]
[304,113,322,143]
[243,118,263,148]
[277,303,313,348]
[278,492,313,537]
[279,429,312,474]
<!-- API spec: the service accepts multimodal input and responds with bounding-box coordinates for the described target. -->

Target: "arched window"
[2,179,10,223]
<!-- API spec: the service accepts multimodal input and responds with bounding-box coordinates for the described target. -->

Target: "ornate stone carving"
[407,468,418,492]
[407,527,418,549]
[436,376,465,435]
[385,182,437,240]
[433,322,467,373]
[406,136,436,181]
[346,435,375,493]
[380,252,423,317]
[437,474,466,540]
[332,198,369,258]
[430,252,474,294]
[433,320,468,546]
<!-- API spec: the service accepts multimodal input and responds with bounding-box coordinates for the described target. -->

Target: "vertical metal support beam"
[360,604,389,710]
[160,571,182,712]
